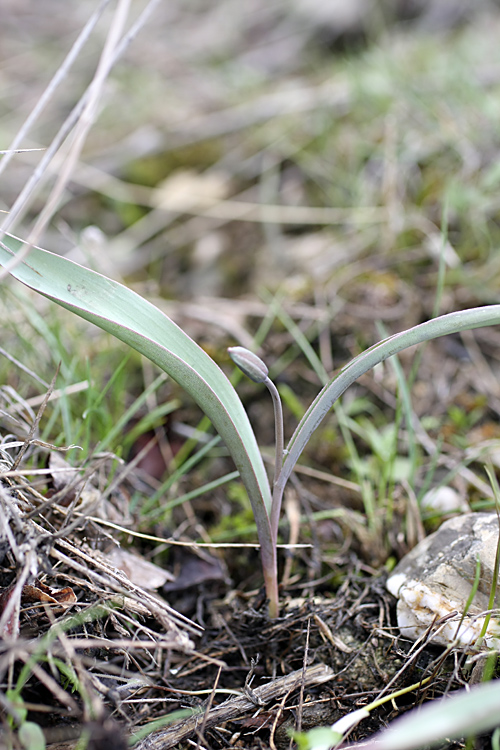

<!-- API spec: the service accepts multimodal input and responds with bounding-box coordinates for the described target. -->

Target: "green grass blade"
[0,239,272,533]
[279,305,500,494]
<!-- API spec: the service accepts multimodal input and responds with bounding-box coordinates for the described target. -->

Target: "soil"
[0,461,472,750]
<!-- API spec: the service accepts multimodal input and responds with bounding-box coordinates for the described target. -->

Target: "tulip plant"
[2,236,500,617]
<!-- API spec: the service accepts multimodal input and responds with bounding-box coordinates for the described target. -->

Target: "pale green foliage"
[18,722,46,750]
[2,238,500,619]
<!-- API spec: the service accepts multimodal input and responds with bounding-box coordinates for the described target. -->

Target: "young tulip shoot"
[4,238,500,621]
[228,346,284,490]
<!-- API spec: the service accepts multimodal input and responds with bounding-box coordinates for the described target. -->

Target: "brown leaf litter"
[0,388,471,750]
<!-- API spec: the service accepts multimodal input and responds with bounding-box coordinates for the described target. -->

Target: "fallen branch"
[133,663,335,749]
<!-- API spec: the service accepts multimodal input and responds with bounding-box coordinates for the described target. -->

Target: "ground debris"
[134,663,334,750]
[0,420,199,747]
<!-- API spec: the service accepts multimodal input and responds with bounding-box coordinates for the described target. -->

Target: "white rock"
[387,513,500,650]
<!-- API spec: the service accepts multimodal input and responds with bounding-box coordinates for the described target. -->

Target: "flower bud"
[228,346,268,383]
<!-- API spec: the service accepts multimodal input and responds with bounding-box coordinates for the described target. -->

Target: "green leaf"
[279,305,500,493]
[0,239,272,536]
[291,708,370,750]
[19,721,46,750]
[292,727,342,750]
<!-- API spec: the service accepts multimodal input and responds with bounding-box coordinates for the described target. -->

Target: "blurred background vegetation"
[2,0,500,557]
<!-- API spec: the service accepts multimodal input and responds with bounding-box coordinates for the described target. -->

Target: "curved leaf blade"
[279,305,500,493]
[0,240,272,529]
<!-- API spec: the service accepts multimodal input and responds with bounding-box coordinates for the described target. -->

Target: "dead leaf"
[22,581,77,609]
[105,547,174,590]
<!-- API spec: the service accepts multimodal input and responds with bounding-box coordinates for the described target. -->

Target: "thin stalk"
[264,376,284,489]
[265,375,285,545]
[228,346,284,613]
[270,483,284,549]
[263,547,279,619]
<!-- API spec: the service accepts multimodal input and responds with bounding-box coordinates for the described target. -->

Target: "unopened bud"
[228,346,268,383]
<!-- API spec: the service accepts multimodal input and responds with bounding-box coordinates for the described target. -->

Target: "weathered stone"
[387,513,500,649]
